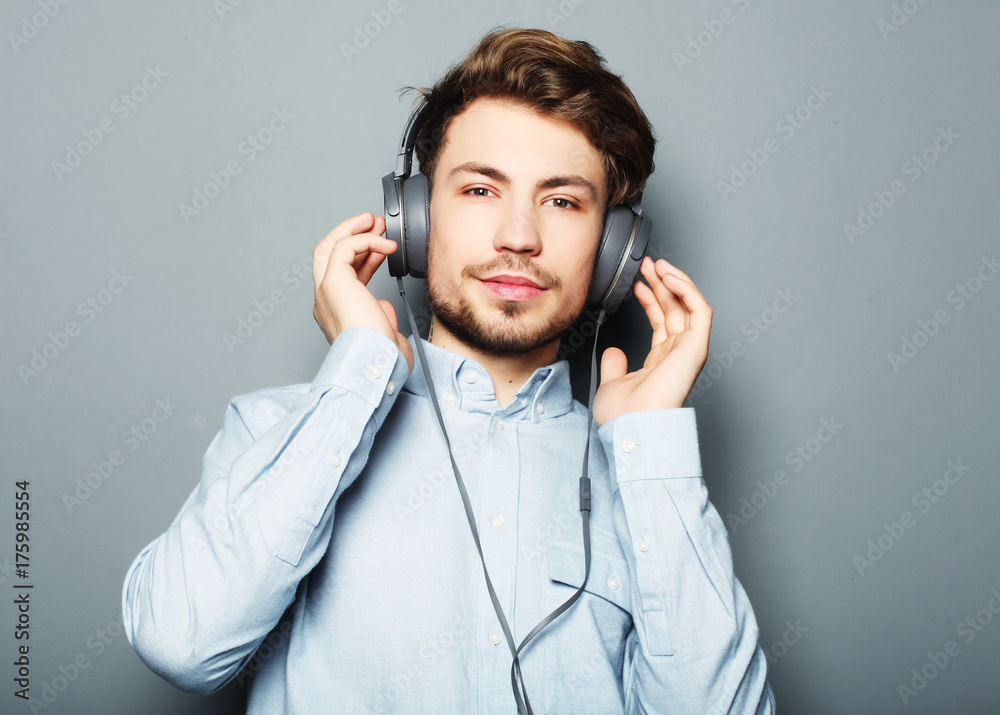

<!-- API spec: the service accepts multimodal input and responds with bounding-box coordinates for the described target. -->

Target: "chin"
[437,295,583,357]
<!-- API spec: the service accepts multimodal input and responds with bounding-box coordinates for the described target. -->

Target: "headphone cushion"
[402,172,430,279]
[588,206,631,308]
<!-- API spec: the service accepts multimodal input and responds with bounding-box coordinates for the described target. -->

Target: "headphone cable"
[396,276,604,714]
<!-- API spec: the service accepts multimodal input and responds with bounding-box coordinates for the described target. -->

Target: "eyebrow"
[447,161,599,203]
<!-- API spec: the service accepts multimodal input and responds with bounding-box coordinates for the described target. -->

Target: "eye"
[466,187,495,198]
[545,197,578,209]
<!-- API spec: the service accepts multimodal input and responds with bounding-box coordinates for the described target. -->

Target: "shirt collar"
[402,333,574,423]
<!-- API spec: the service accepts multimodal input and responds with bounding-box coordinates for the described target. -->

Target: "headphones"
[381,100,652,314]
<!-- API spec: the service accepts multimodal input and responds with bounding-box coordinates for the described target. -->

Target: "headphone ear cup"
[401,172,430,279]
[587,206,652,312]
[381,172,406,277]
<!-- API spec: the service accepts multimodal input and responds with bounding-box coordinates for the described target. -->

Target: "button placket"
[477,410,519,653]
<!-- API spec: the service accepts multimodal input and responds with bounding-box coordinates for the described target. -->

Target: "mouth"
[478,274,546,301]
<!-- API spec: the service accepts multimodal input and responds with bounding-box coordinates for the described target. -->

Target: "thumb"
[377,299,399,332]
[599,347,628,387]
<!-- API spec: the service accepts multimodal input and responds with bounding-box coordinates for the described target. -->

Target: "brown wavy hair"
[406,27,656,208]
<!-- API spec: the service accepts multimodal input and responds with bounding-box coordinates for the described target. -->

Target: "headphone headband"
[392,100,425,179]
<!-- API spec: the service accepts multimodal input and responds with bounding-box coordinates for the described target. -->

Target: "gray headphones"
[381,100,652,313]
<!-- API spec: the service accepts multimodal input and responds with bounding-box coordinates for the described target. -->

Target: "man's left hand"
[592,256,712,427]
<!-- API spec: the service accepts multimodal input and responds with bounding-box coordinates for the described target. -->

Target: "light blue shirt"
[122,326,775,713]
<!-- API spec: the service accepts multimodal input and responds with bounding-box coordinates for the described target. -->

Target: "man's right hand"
[312,211,415,373]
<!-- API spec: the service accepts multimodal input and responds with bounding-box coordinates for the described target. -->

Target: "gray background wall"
[2,1,998,713]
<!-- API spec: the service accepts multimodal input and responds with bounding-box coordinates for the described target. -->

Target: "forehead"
[434,97,605,189]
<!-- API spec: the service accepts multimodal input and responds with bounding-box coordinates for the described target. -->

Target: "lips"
[482,274,543,289]
[479,274,546,301]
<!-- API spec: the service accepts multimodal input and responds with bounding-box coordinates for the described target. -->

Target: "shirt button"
[366,364,381,380]
[622,439,636,453]
[638,539,649,552]
[536,402,544,415]
[496,418,505,431]
[385,380,395,395]
[445,393,456,404]
[607,576,620,591]
[330,453,342,468]
[490,515,504,529]
[488,631,502,645]
[464,372,479,384]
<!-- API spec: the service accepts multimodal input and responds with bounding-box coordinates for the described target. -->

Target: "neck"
[427,317,559,409]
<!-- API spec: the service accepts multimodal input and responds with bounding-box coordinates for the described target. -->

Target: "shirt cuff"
[309,325,410,406]
[597,407,701,482]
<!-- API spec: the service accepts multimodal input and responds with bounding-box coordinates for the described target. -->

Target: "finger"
[660,271,712,335]
[640,256,687,335]
[599,346,629,386]
[312,212,377,285]
[356,216,393,284]
[320,232,398,289]
[632,278,668,346]
[355,247,390,285]
[652,258,709,333]
[652,257,694,284]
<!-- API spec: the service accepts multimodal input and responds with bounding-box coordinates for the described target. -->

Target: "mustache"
[463,254,560,289]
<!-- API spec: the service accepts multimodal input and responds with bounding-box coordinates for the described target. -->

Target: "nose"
[493,200,542,257]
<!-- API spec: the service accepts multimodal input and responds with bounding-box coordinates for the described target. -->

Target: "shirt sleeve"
[121,326,411,694]
[597,407,776,714]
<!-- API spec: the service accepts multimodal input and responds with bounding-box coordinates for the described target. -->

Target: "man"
[123,27,774,713]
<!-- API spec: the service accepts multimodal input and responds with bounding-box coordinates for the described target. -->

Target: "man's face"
[425,97,606,357]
